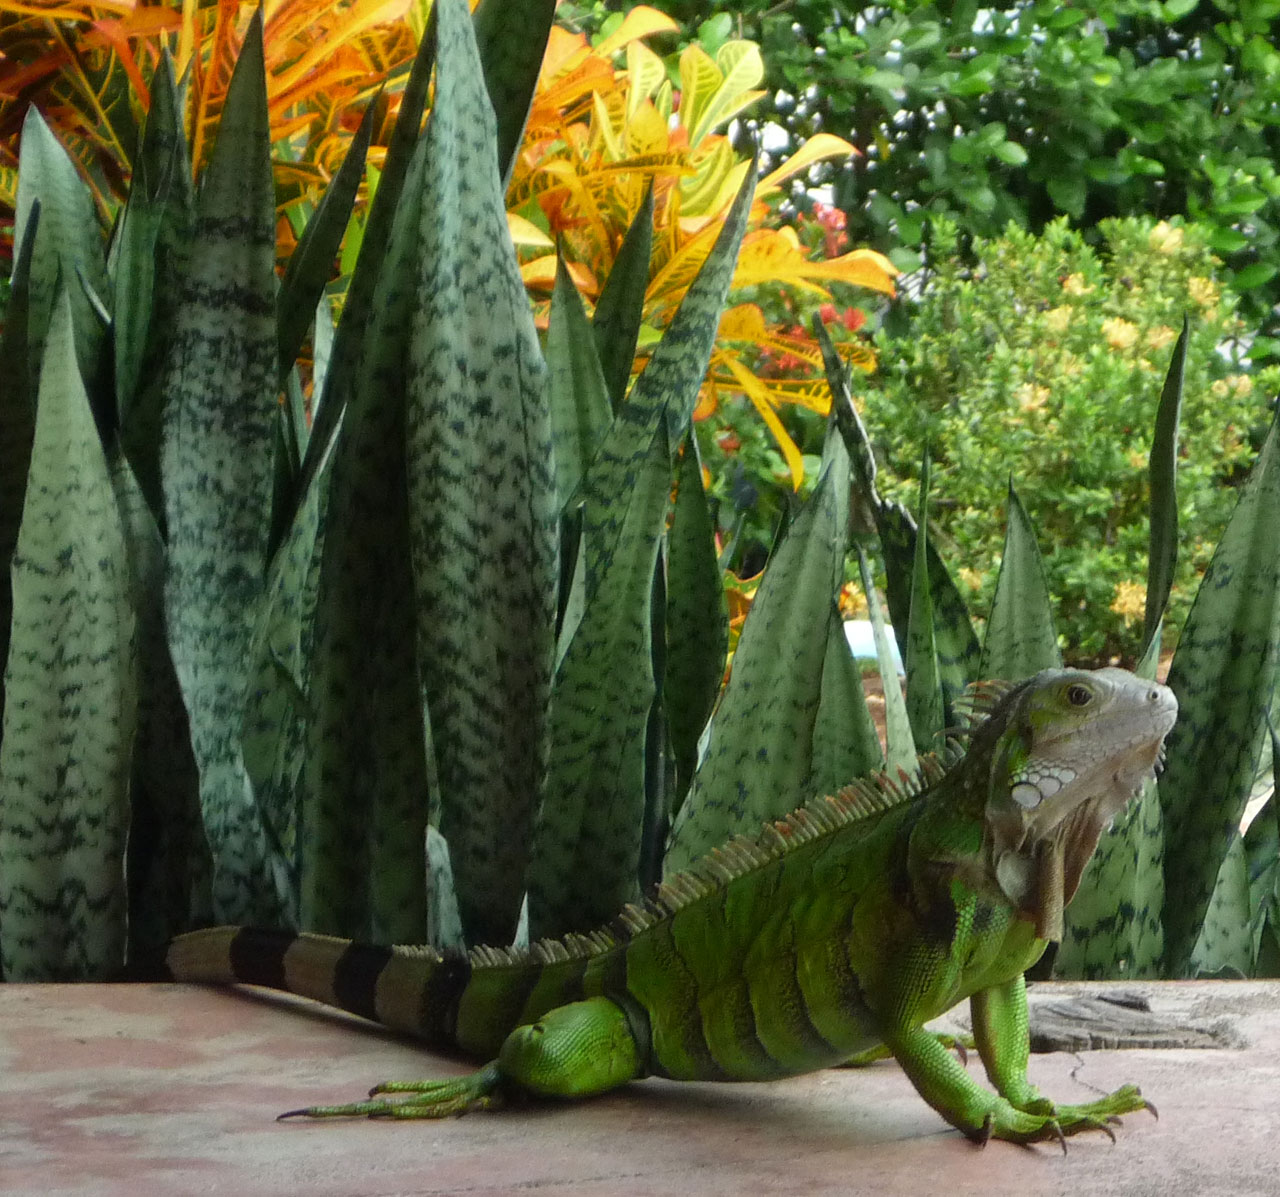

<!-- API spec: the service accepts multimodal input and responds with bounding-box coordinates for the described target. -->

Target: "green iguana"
[167,667,1177,1145]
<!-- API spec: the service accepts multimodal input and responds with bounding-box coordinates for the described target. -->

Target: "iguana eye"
[1066,683,1092,707]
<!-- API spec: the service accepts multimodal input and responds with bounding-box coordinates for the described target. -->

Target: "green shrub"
[864,216,1277,662]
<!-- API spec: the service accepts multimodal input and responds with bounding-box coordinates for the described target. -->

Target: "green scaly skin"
[166,667,1177,1146]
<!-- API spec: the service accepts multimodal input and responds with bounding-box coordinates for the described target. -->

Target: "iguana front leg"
[280,997,642,1120]
[970,974,1153,1143]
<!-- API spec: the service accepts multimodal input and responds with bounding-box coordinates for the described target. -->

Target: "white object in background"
[843,620,904,676]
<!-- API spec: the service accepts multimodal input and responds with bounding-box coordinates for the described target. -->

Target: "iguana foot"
[973,1084,1154,1150]
[278,1062,505,1120]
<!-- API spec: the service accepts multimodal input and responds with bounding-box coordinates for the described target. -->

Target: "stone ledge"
[0,981,1277,1195]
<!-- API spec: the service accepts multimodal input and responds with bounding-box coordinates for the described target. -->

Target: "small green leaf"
[546,251,612,511]
[979,479,1060,681]
[1144,318,1186,648]
[592,184,654,409]
[665,434,728,806]
[473,0,556,189]
[905,454,943,753]
[665,425,849,873]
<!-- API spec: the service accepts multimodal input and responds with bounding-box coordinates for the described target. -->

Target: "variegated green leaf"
[526,419,669,938]
[1188,831,1253,977]
[1144,318,1186,649]
[1244,735,1279,976]
[0,291,135,980]
[858,547,915,775]
[290,16,437,531]
[110,52,192,449]
[592,184,653,409]
[665,433,728,807]
[546,252,611,513]
[276,99,375,386]
[818,317,978,718]
[808,601,884,797]
[905,455,943,754]
[0,203,39,738]
[14,107,107,389]
[108,449,210,962]
[1160,408,1280,976]
[402,0,557,947]
[1056,782,1166,979]
[665,423,849,873]
[473,0,556,190]
[158,11,285,925]
[979,479,1060,681]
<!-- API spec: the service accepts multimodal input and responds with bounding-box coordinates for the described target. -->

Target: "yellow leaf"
[757,133,859,197]
[508,211,553,248]
[626,40,667,120]
[717,303,769,341]
[678,44,723,145]
[689,40,765,145]
[594,5,681,58]
[521,254,596,293]
[679,139,736,216]
[721,354,806,489]
[625,100,670,158]
[592,89,624,160]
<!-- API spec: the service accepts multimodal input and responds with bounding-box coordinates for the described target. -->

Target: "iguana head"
[978,667,1178,942]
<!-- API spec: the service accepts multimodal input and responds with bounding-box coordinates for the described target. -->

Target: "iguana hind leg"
[280,996,642,1120]
[970,975,1153,1145]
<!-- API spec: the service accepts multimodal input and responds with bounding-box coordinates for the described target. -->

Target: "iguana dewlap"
[168,667,1177,1145]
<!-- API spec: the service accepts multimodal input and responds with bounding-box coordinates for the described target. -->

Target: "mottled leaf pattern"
[297,149,433,943]
[527,421,669,938]
[979,479,1060,681]
[0,293,135,980]
[1160,410,1280,976]
[13,107,106,389]
[808,602,884,797]
[665,429,849,873]
[402,0,557,947]
[858,547,915,775]
[158,12,285,925]
[1188,831,1253,977]
[1143,318,1186,648]
[112,451,210,962]
[1056,783,1166,979]
[0,207,39,737]
[111,53,192,450]
[820,319,977,718]
[473,0,556,189]
[546,253,612,512]
[665,434,728,807]
[592,185,654,410]
[905,458,944,754]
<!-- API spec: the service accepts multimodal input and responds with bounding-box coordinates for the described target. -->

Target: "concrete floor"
[0,980,1277,1196]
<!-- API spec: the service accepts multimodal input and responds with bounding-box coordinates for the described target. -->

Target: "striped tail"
[166,926,472,1046]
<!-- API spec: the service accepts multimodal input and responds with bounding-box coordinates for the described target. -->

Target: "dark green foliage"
[641,0,1280,358]
[866,218,1272,662]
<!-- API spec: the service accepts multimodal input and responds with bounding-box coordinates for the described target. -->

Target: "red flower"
[842,306,866,331]
[717,431,742,453]
[819,302,838,323]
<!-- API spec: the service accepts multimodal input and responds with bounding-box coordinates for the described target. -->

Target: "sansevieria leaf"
[1160,408,1280,976]
[666,421,850,873]
[528,157,757,933]
[159,11,284,925]
[979,479,1060,681]
[13,107,107,393]
[0,291,135,980]
[402,0,558,948]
